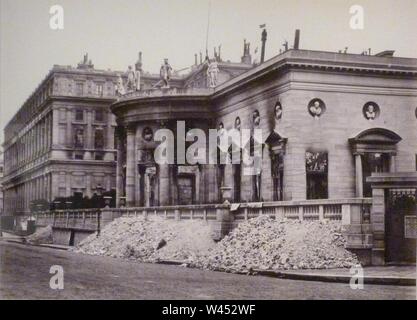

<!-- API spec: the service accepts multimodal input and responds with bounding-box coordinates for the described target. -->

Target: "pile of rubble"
[74,215,359,273]
[189,216,359,273]
[73,217,216,262]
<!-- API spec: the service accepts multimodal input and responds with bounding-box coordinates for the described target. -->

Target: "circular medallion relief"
[252,110,260,127]
[274,101,282,120]
[363,102,380,121]
[234,117,241,130]
[308,98,326,118]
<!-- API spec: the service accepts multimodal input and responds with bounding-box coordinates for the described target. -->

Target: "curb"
[156,260,416,286]
[1,239,70,251]
[254,269,416,286]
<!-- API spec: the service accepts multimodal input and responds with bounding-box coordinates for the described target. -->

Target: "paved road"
[0,241,414,300]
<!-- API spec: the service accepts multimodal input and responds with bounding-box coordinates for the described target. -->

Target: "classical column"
[134,126,143,206]
[159,164,170,206]
[224,162,235,202]
[201,165,217,203]
[355,153,363,198]
[389,153,396,173]
[51,173,59,201]
[44,175,48,200]
[52,109,60,146]
[115,127,124,207]
[125,125,136,207]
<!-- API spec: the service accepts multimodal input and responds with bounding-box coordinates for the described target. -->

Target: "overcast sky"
[1,0,416,144]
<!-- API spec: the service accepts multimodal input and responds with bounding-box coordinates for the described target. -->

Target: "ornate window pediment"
[349,128,401,154]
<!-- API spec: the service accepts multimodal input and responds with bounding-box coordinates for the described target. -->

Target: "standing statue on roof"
[207,59,219,88]
[115,75,126,96]
[159,59,172,88]
[126,66,137,92]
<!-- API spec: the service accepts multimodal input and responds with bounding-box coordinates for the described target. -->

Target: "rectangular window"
[75,110,84,121]
[76,83,84,96]
[94,128,105,149]
[271,153,284,201]
[74,128,84,148]
[95,152,104,160]
[95,110,104,122]
[233,164,241,202]
[74,153,84,160]
[306,151,328,200]
[96,83,104,97]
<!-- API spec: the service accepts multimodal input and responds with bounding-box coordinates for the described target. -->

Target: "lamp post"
[96,184,104,208]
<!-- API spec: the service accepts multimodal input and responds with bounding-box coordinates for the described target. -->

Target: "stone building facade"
[3,46,417,218]
[0,151,4,215]
[1,56,121,216]
[111,49,417,208]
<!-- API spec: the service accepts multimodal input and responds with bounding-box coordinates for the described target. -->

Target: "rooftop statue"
[160,59,172,88]
[77,52,94,69]
[115,75,126,96]
[207,59,219,88]
[126,66,137,92]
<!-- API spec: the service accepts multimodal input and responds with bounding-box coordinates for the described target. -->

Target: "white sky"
[1,0,416,144]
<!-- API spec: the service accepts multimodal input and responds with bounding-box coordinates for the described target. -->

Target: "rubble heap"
[189,216,359,272]
[73,217,216,262]
[74,215,359,272]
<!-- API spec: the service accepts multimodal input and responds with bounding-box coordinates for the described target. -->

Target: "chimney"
[135,51,142,71]
[241,39,252,64]
[199,52,202,64]
[283,40,288,52]
[293,29,300,50]
[194,54,198,65]
[260,28,267,63]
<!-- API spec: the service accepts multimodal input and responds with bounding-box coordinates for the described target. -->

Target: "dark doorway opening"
[385,189,417,263]
[363,153,390,197]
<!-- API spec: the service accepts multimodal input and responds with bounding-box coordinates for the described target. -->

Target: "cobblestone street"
[0,242,414,300]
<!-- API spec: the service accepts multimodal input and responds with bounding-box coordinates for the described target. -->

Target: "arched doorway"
[349,128,402,197]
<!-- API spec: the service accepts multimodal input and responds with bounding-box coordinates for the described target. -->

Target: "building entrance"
[385,188,417,263]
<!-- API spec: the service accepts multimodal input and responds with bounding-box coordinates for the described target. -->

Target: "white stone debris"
[189,216,359,273]
[72,217,216,262]
[73,215,359,273]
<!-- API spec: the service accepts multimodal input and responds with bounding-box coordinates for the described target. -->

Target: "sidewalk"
[159,260,416,286]
[254,265,416,286]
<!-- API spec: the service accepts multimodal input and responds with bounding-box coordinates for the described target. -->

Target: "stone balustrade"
[36,209,101,231]
[34,198,372,245]
[119,87,214,101]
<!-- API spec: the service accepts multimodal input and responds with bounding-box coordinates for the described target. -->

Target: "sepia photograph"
[0,0,416,308]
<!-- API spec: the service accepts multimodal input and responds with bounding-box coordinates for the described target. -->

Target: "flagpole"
[205,0,211,59]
